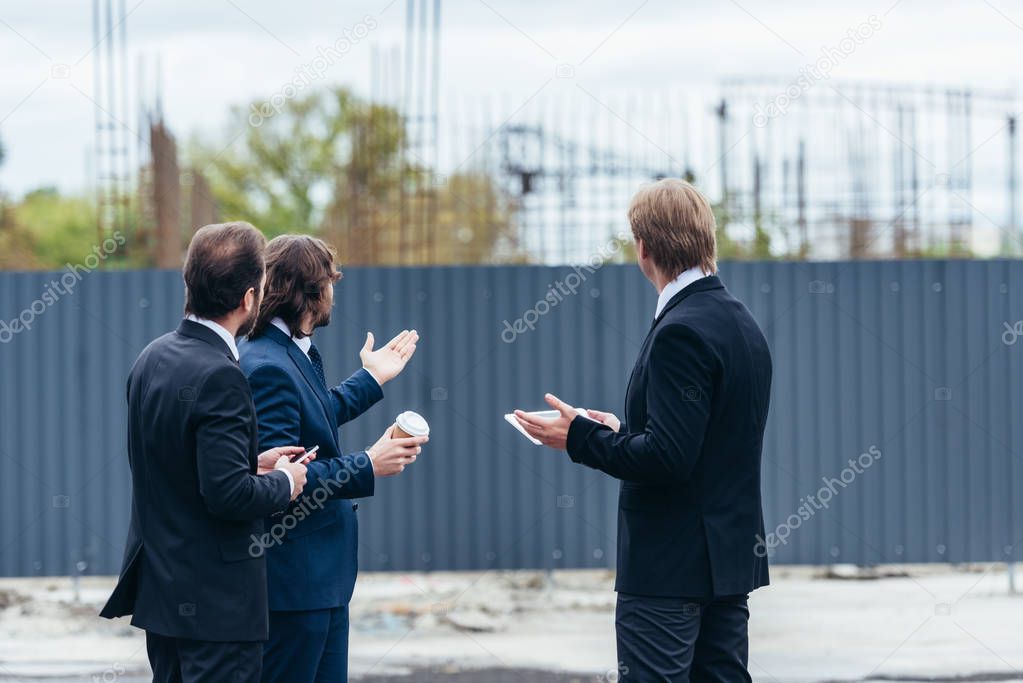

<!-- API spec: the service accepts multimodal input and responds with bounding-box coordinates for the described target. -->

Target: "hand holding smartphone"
[291,445,319,464]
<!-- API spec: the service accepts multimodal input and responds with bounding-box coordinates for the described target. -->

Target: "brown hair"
[628,179,717,278]
[183,222,267,320]
[251,235,342,339]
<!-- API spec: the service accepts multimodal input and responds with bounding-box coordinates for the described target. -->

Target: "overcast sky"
[0,0,1021,196]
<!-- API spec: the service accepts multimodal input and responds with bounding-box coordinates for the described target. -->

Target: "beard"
[237,299,261,337]
[311,307,332,330]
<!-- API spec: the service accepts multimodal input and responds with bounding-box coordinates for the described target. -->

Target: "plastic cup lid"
[396,410,430,436]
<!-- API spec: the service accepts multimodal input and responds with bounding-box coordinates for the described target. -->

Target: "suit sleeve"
[194,366,291,519]
[566,324,714,484]
[248,363,375,500]
[329,368,384,425]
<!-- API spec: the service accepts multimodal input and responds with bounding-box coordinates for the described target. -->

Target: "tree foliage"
[190,87,523,265]
[0,188,99,269]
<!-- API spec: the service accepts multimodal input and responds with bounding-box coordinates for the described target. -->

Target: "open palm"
[360,329,419,385]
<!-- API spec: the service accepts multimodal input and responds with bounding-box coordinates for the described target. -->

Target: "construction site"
[4,2,1023,682]
[80,1,1021,269]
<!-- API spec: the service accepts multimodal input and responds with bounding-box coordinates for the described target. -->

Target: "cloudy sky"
[0,0,1020,196]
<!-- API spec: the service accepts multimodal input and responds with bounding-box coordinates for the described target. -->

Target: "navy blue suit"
[239,324,381,682]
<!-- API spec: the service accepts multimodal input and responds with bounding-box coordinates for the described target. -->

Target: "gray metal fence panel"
[0,261,1020,576]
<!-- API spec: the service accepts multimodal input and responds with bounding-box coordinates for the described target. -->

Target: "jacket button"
[352,503,359,511]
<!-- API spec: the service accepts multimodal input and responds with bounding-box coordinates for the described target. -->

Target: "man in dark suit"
[239,234,426,683]
[100,222,311,683]
[516,179,772,682]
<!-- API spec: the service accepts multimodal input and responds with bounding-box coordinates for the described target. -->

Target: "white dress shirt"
[654,266,712,319]
[271,317,312,357]
[185,314,240,360]
[184,314,295,496]
[271,317,383,387]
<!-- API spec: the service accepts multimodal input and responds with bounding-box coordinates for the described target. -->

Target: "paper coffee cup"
[393,411,430,439]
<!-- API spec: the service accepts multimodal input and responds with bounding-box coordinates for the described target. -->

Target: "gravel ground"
[357,669,601,682]
[3,566,1023,682]
[28,671,595,683]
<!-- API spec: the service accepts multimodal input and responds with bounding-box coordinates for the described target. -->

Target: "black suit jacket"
[100,319,292,642]
[567,275,772,598]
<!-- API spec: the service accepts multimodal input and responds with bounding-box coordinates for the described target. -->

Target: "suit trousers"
[261,605,349,683]
[146,631,262,683]
[615,593,752,683]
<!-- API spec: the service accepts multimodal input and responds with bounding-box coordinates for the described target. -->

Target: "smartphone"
[291,445,319,463]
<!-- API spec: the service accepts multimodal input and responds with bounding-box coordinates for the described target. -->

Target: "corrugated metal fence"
[1,261,1022,577]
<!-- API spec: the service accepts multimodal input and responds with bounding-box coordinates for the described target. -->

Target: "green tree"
[190,86,521,265]
[190,88,368,234]
[8,188,96,266]
[712,201,789,261]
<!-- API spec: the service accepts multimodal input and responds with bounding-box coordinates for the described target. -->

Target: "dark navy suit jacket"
[567,276,772,599]
[239,324,381,611]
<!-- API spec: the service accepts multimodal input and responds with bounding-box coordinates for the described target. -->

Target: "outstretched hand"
[514,393,578,450]
[360,329,419,385]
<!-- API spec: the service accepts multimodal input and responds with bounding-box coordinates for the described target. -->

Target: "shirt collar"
[271,317,313,357]
[184,314,239,361]
[654,266,712,319]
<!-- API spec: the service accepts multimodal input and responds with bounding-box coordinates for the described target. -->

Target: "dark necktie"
[308,344,327,388]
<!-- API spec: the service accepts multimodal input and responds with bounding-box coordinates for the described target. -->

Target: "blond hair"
[628,179,717,278]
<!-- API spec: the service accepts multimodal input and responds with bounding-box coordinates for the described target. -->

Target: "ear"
[635,237,646,260]
[243,286,256,313]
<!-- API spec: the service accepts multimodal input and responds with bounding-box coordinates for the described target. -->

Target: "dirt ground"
[2,565,1023,682]
[35,672,593,683]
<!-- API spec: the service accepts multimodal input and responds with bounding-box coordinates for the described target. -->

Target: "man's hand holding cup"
[368,412,429,477]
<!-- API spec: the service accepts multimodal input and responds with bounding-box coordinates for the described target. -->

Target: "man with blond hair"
[517,179,772,681]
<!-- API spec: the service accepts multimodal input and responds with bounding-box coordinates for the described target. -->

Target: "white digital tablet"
[504,409,593,445]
